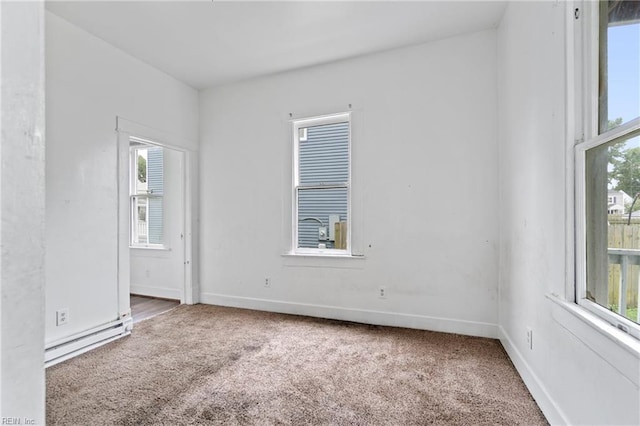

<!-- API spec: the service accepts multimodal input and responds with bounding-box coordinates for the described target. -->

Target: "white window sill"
[282,252,365,259]
[547,293,640,385]
[130,245,171,251]
[282,252,365,269]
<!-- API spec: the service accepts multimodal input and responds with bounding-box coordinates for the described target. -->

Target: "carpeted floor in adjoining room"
[46,304,548,425]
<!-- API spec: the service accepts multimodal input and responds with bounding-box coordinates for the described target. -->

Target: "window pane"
[148,197,164,244]
[147,146,164,195]
[297,187,347,249]
[599,1,640,133]
[131,143,164,246]
[299,121,349,185]
[135,149,148,194]
[586,130,640,324]
[132,197,148,245]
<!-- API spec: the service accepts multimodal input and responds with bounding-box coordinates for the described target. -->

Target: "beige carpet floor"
[47,304,547,425]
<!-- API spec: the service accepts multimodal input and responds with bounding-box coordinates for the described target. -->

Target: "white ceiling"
[46,1,507,90]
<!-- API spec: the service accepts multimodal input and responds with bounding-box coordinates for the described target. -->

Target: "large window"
[577,1,640,338]
[130,140,164,247]
[293,113,350,254]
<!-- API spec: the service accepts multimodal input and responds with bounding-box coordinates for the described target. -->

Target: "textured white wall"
[199,30,500,337]
[498,2,639,424]
[0,1,46,422]
[45,12,198,344]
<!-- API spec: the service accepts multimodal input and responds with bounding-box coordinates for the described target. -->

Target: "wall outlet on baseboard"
[56,309,69,326]
[264,278,271,288]
[378,286,387,299]
[526,327,533,350]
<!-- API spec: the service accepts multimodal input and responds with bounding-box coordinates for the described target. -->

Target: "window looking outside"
[293,113,350,254]
[130,142,164,247]
[579,1,640,337]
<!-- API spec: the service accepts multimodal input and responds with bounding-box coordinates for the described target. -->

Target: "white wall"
[498,2,639,425]
[0,2,45,422]
[199,30,499,337]
[45,12,198,344]
[131,147,185,300]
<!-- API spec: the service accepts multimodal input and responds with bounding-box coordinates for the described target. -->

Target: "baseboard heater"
[45,316,133,368]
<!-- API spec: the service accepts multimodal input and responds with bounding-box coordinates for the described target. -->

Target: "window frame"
[129,139,166,250]
[292,112,352,256]
[574,1,640,339]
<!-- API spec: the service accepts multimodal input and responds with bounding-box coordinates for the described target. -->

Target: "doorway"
[129,139,185,306]
[116,117,195,323]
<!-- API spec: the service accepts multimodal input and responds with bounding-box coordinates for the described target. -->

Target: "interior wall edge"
[199,292,498,339]
[498,326,566,426]
[0,0,46,421]
[130,285,181,301]
[116,116,198,153]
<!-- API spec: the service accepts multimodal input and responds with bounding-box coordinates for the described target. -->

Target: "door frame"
[116,117,195,320]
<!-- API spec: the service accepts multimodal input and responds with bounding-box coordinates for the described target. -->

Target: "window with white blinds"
[293,113,350,254]
[130,142,164,247]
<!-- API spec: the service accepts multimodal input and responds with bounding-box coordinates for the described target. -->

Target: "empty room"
[1,0,639,424]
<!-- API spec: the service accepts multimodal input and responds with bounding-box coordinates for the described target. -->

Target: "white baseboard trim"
[498,326,567,425]
[200,292,498,338]
[131,284,181,300]
[45,316,133,367]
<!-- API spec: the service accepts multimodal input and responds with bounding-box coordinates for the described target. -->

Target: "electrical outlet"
[56,309,69,326]
[526,327,533,350]
[378,286,387,299]
[264,278,271,288]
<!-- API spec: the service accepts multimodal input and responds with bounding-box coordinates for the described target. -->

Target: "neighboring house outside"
[297,121,349,249]
[131,145,164,246]
[607,190,632,215]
